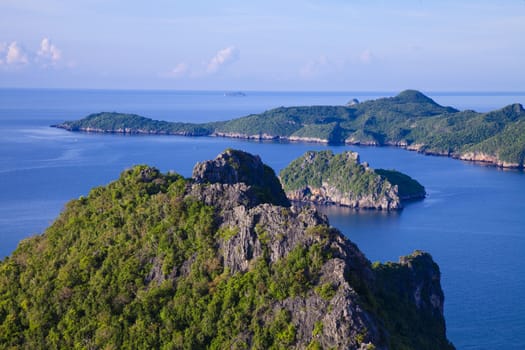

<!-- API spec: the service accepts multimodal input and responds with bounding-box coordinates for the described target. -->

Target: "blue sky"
[1,0,524,91]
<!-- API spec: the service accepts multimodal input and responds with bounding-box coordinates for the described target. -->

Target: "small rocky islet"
[0,149,453,349]
[279,150,425,211]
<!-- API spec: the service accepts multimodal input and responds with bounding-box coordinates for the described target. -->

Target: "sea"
[1,88,524,349]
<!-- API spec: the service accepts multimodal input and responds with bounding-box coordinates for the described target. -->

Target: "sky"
[0,0,524,91]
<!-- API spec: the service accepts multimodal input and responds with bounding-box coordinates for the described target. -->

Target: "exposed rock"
[0,148,452,349]
[192,148,290,207]
[398,251,445,314]
[189,149,451,349]
[347,98,360,106]
[457,151,521,168]
[280,150,403,210]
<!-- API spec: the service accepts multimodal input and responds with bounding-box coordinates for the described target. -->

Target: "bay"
[1,88,524,349]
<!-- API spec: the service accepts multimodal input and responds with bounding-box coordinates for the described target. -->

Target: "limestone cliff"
[192,148,290,207]
[0,149,452,349]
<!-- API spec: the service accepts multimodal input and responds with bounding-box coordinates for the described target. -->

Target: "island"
[0,149,453,349]
[279,150,425,210]
[224,91,246,97]
[53,90,525,169]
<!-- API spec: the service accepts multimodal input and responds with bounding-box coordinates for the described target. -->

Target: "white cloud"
[168,62,189,78]
[206,46,239,74]
[37,38,62,63]
[5,42,29,65]
[0,38,63,68]
[360,49,373,64]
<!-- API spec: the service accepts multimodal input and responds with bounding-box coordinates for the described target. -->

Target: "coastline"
[52,124,524,170]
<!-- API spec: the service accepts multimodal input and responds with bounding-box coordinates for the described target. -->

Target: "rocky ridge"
[189,150,451,348]
[0,149,453,349]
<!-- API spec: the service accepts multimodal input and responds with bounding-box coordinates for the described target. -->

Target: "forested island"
[280,150,425,210]
[54,90,525,169]
[0,149,453,349]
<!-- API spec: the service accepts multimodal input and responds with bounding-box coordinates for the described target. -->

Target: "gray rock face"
[187,149,453,349]
[191,183,382,348]
[398,251,445,315]
[286,181,401,210]
[192,148,290,207]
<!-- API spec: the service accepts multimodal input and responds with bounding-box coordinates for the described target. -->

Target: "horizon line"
[1,87,525,95]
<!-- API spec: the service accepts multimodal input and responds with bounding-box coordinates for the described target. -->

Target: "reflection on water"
[316,204,400,225]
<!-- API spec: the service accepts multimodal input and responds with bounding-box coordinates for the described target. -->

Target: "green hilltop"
[0,150,454,349]
[53,90,525,168]
[279,150,425,210]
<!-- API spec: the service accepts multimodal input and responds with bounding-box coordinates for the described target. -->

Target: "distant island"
[0,149,453,349]
[53,90,525,169]
[279,150,425,210]
[224,91,246,97]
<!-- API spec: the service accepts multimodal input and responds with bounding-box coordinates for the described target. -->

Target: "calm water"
[1,89,525,349]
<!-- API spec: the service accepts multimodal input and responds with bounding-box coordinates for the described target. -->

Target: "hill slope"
[279,150,425,210]
[54,90,525,168]
[0,149,453,349]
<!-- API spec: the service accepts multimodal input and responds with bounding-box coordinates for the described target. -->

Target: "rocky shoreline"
[54,123,522,169]
[279,150,426,211]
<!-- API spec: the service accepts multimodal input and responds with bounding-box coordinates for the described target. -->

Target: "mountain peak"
[192,149,290,207]
[0,149,453,349]
[395,89,436,104]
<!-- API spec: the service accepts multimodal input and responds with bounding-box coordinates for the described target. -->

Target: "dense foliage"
[56,112,220,136]
[55,91,525,167]
[0,166,331,349]
[279,150,425,202]
[0,155,452,349]
[375,169,426,199]
[279,151,385,196]
[369,252,453,350]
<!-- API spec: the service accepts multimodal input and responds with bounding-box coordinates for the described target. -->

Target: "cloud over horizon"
[206,46,239,74]
[37,38,62,65]
[0,38,62,68]
[0,42,29,65]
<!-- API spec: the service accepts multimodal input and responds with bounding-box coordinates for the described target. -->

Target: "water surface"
[1,89,524,349]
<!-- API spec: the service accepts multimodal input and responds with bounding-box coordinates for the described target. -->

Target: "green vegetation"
[463,117,525,165]
[367,252,454,350]
[279,150,425,207]
[0,153,453,349]
[55,91,525,167]
[55,112,221,136]
[375,169,426,199]
[279,150,384,196]
[0,165,329,349]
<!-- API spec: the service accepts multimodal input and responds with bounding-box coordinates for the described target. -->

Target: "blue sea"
[1,88,524,349]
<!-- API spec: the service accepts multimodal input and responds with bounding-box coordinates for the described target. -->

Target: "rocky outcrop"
[280,151,403,210]
[0,149,452,349]
[286,183,401,210]
[189,149,452,349]
[456,151,521,168]
[212,132,280,140]
[192,148,290,207]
